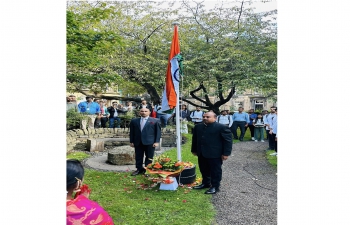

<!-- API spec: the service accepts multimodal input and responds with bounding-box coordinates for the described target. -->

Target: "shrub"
[66,109,89,130]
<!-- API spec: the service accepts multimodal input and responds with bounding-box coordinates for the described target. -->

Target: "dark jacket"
[107,106,118,117]
[129,117,161,146]
[191,122,232,158]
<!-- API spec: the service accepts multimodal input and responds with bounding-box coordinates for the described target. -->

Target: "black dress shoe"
[193,184,211,189]
[131,170,145,176]
[205,187,219,194]
[239,138,243,141]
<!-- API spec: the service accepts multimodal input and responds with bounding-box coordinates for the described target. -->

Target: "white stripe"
[170,57,180,95]
[160,56,180,112]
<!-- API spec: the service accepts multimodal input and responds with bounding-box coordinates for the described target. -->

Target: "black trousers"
[198,155,223,188]
[245,124,255,138]
[271,133,277,152]
[268,132,275,150]
[101,117,108,128]
[134,142,155,171]
[231,121,246,139]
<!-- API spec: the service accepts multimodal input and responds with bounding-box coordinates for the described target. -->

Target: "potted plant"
[145,154,196,185]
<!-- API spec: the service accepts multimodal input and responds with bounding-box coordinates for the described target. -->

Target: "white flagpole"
[175,88,181,162]
[172,22,182,162]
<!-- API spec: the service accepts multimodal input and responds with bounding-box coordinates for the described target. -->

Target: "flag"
[161,25,183,113]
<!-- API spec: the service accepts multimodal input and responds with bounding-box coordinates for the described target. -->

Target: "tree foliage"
[66,0,277,113]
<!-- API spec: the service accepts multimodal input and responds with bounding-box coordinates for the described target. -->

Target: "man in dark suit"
[191,111,233,194]
[129,108,161,176]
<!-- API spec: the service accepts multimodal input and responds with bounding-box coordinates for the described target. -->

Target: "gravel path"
[213,141,277,225]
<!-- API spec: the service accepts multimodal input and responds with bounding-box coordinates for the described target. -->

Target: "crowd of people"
[67,100,277,222]
[67,95,277,156]
[66,95,135,129]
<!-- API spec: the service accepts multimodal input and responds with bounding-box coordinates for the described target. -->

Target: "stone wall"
[66,128,177,152]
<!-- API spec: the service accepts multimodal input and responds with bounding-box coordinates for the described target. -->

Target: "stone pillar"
[87,139,104,152]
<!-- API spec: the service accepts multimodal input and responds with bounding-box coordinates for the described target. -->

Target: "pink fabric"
[67,195,114,225]
[101,107,105,115]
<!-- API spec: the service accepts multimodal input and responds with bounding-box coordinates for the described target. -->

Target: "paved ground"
[81,147,173,172]
[79,141,277,225]
[212,141,277,225]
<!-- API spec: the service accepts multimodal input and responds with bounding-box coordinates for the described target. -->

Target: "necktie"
[141,118,146,131]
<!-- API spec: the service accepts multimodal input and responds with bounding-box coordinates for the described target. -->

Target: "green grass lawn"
[67,134,215,225]
[266,150,277,167]
[66,126,276,224]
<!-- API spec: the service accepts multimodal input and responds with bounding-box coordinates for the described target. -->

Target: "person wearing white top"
[269,109,278,156]
[190,107,204,124]
[262,110,269,140]
[253,113,266,142]
[216,110,233,127]
[265,107,277,150]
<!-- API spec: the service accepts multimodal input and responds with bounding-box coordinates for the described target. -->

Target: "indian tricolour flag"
[161,25,183,113]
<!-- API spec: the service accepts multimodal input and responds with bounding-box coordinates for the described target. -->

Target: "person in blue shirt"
[246,109,257,140]
[77,96,101,129]
[231,107,249,141]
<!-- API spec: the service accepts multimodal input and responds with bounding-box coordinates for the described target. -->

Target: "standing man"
[129,108,161,176]
[265,106,277,151]
[107,102,121,128]
[66,95,78,112]
[216,110,233,128]
[191,112,233,194]
[190,107,204,125]
[269,108,278,156]
[262,110,269,140]
[77,96,100,129]
[231,107,249,141]
[246,109,257,140]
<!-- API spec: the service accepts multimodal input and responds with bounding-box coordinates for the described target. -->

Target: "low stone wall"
[66,128,177,152]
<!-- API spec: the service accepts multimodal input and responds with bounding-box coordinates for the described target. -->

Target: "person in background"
[265,106,277,151]
[190,107,204,125]
[78,96,100,130]
[179,105,190,134]
[99,100,109,128]
[137,100,153,114]
[66,95,78,112]
[107,102,121,128]
[126,102,134,111]
[262,110,269,140]
[231,107,249,141]
[150,103,157,118]
[180,105,191,121]
[269,108,278,156]
[154,102,168,128]
[246,109,257,141]
[117,104,127,117]
[191,112,233,194]
[253,113,265,142]
[216,110,233,128]
[69,95,77,103]
[66,159,114,225]
[129,108,161,176]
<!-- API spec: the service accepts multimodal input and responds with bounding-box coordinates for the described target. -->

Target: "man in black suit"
[129,108,161,176]
[191,111,233,194]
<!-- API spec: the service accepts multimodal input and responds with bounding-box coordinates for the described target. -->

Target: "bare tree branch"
[233,0,244,42]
